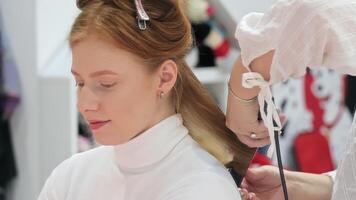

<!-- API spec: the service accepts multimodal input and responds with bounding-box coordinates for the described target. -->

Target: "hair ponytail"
[175,60,256,179]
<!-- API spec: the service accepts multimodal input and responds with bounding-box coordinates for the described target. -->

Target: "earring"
[159,91,164,99]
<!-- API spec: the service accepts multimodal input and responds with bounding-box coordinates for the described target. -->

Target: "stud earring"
[159,91,164,99]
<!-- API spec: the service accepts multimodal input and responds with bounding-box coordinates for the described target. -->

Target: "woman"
[38,0,255,199]
[226,0,356,199]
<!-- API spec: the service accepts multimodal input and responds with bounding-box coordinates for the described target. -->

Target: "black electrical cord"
[229,111,289,200]
[275,130,289,200]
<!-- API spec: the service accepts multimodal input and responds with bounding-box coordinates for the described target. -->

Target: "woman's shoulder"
[160,136,240,199]
[45,146,113,186]
[55,146,111,169]
[174,136,232,175]
[159,168,241,200]
[38,146,114,199]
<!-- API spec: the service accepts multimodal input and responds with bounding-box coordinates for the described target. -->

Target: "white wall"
[38,46,78,188]
[0,1,78,199]
[208,0,277,46]
[36,0,79,71]
[217,0,277,20]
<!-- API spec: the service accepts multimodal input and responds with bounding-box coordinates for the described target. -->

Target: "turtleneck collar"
[113,114,188,172]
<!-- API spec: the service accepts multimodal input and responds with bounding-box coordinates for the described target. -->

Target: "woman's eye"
[100,83,116,89]
[75,82,84,88]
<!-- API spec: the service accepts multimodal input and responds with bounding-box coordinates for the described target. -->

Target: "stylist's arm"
[226,51,274,148]
[226,0,356,147]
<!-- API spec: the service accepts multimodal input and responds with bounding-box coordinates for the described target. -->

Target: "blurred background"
[0,0,355,199]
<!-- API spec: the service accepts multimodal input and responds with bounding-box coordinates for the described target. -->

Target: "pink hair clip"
[134,0,150,30]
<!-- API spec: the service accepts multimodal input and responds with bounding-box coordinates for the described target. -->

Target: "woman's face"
[71,34,171,145]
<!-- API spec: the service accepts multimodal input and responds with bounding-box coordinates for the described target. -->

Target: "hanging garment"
[0,119,17,188]
[0,17,20,197]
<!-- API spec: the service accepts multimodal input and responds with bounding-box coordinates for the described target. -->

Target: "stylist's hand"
[226,53,278,148]
[226,90,269,148]
[241,166,285,200]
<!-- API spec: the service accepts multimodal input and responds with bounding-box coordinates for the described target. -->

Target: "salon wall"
[0,0,78,199]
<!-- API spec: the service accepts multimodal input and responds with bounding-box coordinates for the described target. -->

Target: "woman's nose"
[77,87,99,113]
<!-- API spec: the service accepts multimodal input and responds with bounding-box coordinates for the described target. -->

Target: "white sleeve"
[37,159,72,200]
[159,172,241,200]
[236,0,356,84]
[324,170,337,183]
[38,175,59,200]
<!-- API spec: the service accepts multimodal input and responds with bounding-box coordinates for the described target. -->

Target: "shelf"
[192,67,229,84]
[187,48,239,85]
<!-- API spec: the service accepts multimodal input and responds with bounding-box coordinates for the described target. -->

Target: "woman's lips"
[88,120,111,130]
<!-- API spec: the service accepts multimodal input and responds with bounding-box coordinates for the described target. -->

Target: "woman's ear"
[156,60,178,95]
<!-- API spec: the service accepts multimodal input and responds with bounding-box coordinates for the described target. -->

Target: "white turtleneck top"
[38,114,241,200]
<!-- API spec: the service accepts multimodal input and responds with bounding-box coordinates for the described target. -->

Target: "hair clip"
[134,0,150,30]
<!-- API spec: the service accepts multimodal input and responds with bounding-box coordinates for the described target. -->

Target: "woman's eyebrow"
[71,70,119,77]
[90,70,119,77]
[71,69,80,76]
